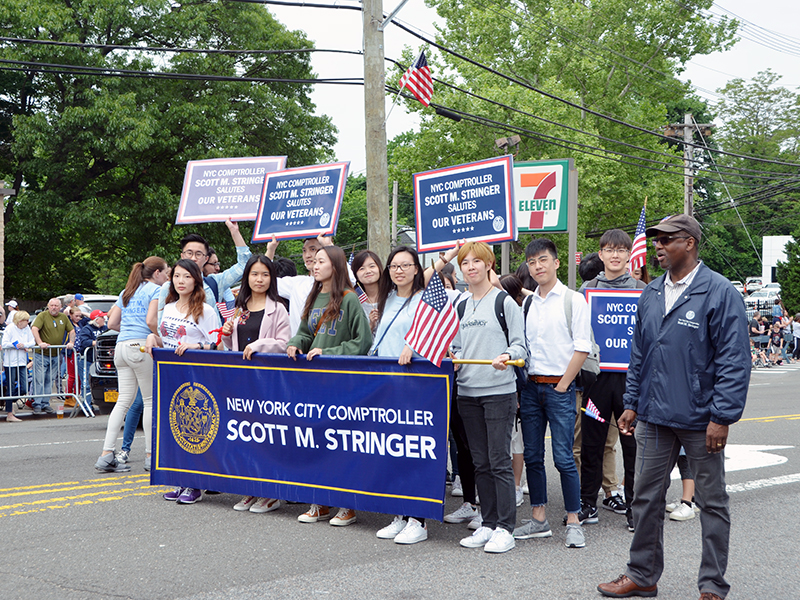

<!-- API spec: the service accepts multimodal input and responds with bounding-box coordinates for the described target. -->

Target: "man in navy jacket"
[598,214,750,600]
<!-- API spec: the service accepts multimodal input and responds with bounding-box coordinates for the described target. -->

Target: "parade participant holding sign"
[96,257,170,473]
[514,238,592,549]
[452,241,527,554]
[598,214,750,600]
[287,245,372,526]
[370,246,429,544]
[578,229,645,533]
[222,254,291,515]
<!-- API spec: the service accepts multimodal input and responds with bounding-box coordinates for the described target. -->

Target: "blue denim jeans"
[121,389,144,453]
[519,380,581,513]
[32,353,59,408]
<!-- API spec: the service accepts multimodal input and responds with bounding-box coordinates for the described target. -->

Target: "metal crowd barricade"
[0,343,94,418]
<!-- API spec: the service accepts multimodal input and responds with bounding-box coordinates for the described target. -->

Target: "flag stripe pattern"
[354,284,369,305]
[584,398,606,423]
[217,302,236,321]
[399,51,433,107]
[404,274,458,367]
[629,204,647,272]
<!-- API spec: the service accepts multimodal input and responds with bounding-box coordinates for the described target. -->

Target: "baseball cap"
[75,293,84,301]
[90,309,107,320]
[645,214,702,241]
[6,300,18,308]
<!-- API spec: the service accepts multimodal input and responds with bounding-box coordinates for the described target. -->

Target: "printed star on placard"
[470,226,475,231]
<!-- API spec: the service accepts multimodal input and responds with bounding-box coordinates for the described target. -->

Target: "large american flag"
[404,273,458,367]
[629,204,647,272]
[399,51,433,107]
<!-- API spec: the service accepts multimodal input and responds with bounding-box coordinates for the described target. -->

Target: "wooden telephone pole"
[0,181,16,309]
[663,114,713,216]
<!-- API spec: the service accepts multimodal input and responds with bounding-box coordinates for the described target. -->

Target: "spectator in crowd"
[598,214,750,600]
[31,298,75,414]
[453,241,527,554]
[203,246,236,308]
[515,261,537,292]
[74,293,85,308]
[515,238,591,550]
[223,255,290,515]
[351,249,383,324]
[96,257,170,474]
[578,252,604,283]
[793,314,800,360]
[6,299,18,317]
[65,306,88,405]
[287,245,372,526]
[768,322,784,365]
[2,309,34,421]
[631,265,651,284]
[62,294,75,313]
[77,310,108,410]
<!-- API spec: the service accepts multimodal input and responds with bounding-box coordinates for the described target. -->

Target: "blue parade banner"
[151,349,453,520]
[251,162,349,243]
[177,156,287,224]
[413,156,516,252]
[585,289,643,371]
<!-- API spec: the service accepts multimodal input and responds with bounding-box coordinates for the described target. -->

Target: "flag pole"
[452,358,525,367]
[384,88,403,125]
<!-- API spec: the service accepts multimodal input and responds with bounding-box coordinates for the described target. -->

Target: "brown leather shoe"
[699,593,723,600]
[597,574,658,598]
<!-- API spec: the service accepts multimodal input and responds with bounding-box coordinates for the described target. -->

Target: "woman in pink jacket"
[221,254,290,514]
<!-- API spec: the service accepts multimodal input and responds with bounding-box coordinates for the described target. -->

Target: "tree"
[388,0,737,271]
[0,0,337,299]
[777,228,800,315]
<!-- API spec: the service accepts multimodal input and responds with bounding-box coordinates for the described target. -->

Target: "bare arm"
[107,305,121,332]
[31,326,46,348]
[225,217,246,247]
[146,299,159,334]
[556,350,589,393]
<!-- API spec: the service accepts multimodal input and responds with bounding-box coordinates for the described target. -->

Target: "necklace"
[471,290,490,316]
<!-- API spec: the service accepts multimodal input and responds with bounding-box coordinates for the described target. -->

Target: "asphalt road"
[1,363,798,600]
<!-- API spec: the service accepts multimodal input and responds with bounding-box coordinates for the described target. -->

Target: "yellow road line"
[0,484,170,511]
[0,477,153,500]
[0,489,170,519]
[0,474,148,493]
[740,413,800,423]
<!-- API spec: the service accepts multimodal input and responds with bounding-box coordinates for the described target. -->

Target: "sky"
[269,0,800,174]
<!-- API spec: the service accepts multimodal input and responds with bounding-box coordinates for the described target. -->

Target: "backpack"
[456,290,528,388]
[521,288,601,393]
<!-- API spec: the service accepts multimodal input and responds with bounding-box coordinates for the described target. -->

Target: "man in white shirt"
[513,238,592,549]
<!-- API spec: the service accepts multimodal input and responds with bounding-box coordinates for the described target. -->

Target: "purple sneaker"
[163,487,184,501]
[176,488,202,504]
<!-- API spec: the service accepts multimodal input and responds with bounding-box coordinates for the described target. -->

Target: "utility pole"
[391,180,398,246]
[362,0,391,259]
[0,180,16,309]
[663,114,713,216]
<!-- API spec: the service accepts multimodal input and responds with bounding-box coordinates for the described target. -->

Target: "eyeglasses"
[526,256,552,267]
[652,236,689,247]
[181,250,207,259]
[601,248,630,255]
[388,263,415,271]
[206,261,220,268]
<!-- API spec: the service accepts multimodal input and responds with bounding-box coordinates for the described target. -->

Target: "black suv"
[89,330,121,412]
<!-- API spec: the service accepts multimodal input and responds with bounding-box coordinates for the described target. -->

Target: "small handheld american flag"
[404,273,458,367]
[216,302,237,322]
[399,50,433,107]
[354,284,369,305]
[629,204,647,272]
[583,398,606,423]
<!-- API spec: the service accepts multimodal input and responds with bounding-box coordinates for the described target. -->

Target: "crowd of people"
[1,213,761,599]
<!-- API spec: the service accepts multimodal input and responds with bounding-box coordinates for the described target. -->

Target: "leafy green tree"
[389,0,736,270]
[777,229,800,315]
[0,0,337,299]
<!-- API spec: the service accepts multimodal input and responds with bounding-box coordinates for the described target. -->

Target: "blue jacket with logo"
[623,263,750,430]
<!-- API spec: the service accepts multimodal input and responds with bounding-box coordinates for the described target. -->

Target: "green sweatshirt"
[288,291,373,356]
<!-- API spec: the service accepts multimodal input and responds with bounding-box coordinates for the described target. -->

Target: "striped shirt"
[664,260,702,313]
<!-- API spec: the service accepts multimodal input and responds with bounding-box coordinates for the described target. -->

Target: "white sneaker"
[665,500,680,512]
[443,502,479,524]
[515,486,524,507]
[233,496,257,511]
[484,527,515,553]
[468,512,482,530]
[669,502,697,521]
[522,483,529,495]
[395,518,428,544]
[330,507,357,526]
[250,497,280,513]
[460,526,493,548]
[451,475,463,497]
[376,516,407,539]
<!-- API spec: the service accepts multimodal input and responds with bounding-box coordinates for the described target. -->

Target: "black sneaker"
[602,494,627,514]
[564,501,599,525]
[626,508,635,532]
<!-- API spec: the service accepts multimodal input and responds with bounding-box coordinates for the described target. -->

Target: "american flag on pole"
[354,284,369,305]
[404,273,458,367]
[583,398,606,423]
[629,204,647,272]
[399,51,433,107]
[216,302,237,322]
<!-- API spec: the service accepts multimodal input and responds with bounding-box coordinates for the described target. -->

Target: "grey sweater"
[451,288,528,397]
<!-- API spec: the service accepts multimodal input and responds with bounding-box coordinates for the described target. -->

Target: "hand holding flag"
[404,273,458,367]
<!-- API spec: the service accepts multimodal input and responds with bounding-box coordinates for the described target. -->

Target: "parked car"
[763,282,781,292]
[88,330,120,412]
[730,281,744,295]
[745,277,763,295]
[744,289,780,310]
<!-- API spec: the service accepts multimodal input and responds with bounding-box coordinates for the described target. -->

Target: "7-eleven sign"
[514,160,571,232]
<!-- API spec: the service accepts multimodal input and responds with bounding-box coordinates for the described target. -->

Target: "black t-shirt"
[770,331,783,347]
[749,318,761,337]
[236,309,264,349]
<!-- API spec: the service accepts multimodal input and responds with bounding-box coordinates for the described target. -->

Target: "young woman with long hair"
[222,255,291,514]
[369,246,432,544]
[287,245,372,526]
[350,249,383,327]
[147,258,219,505]
[95,256,170,473]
